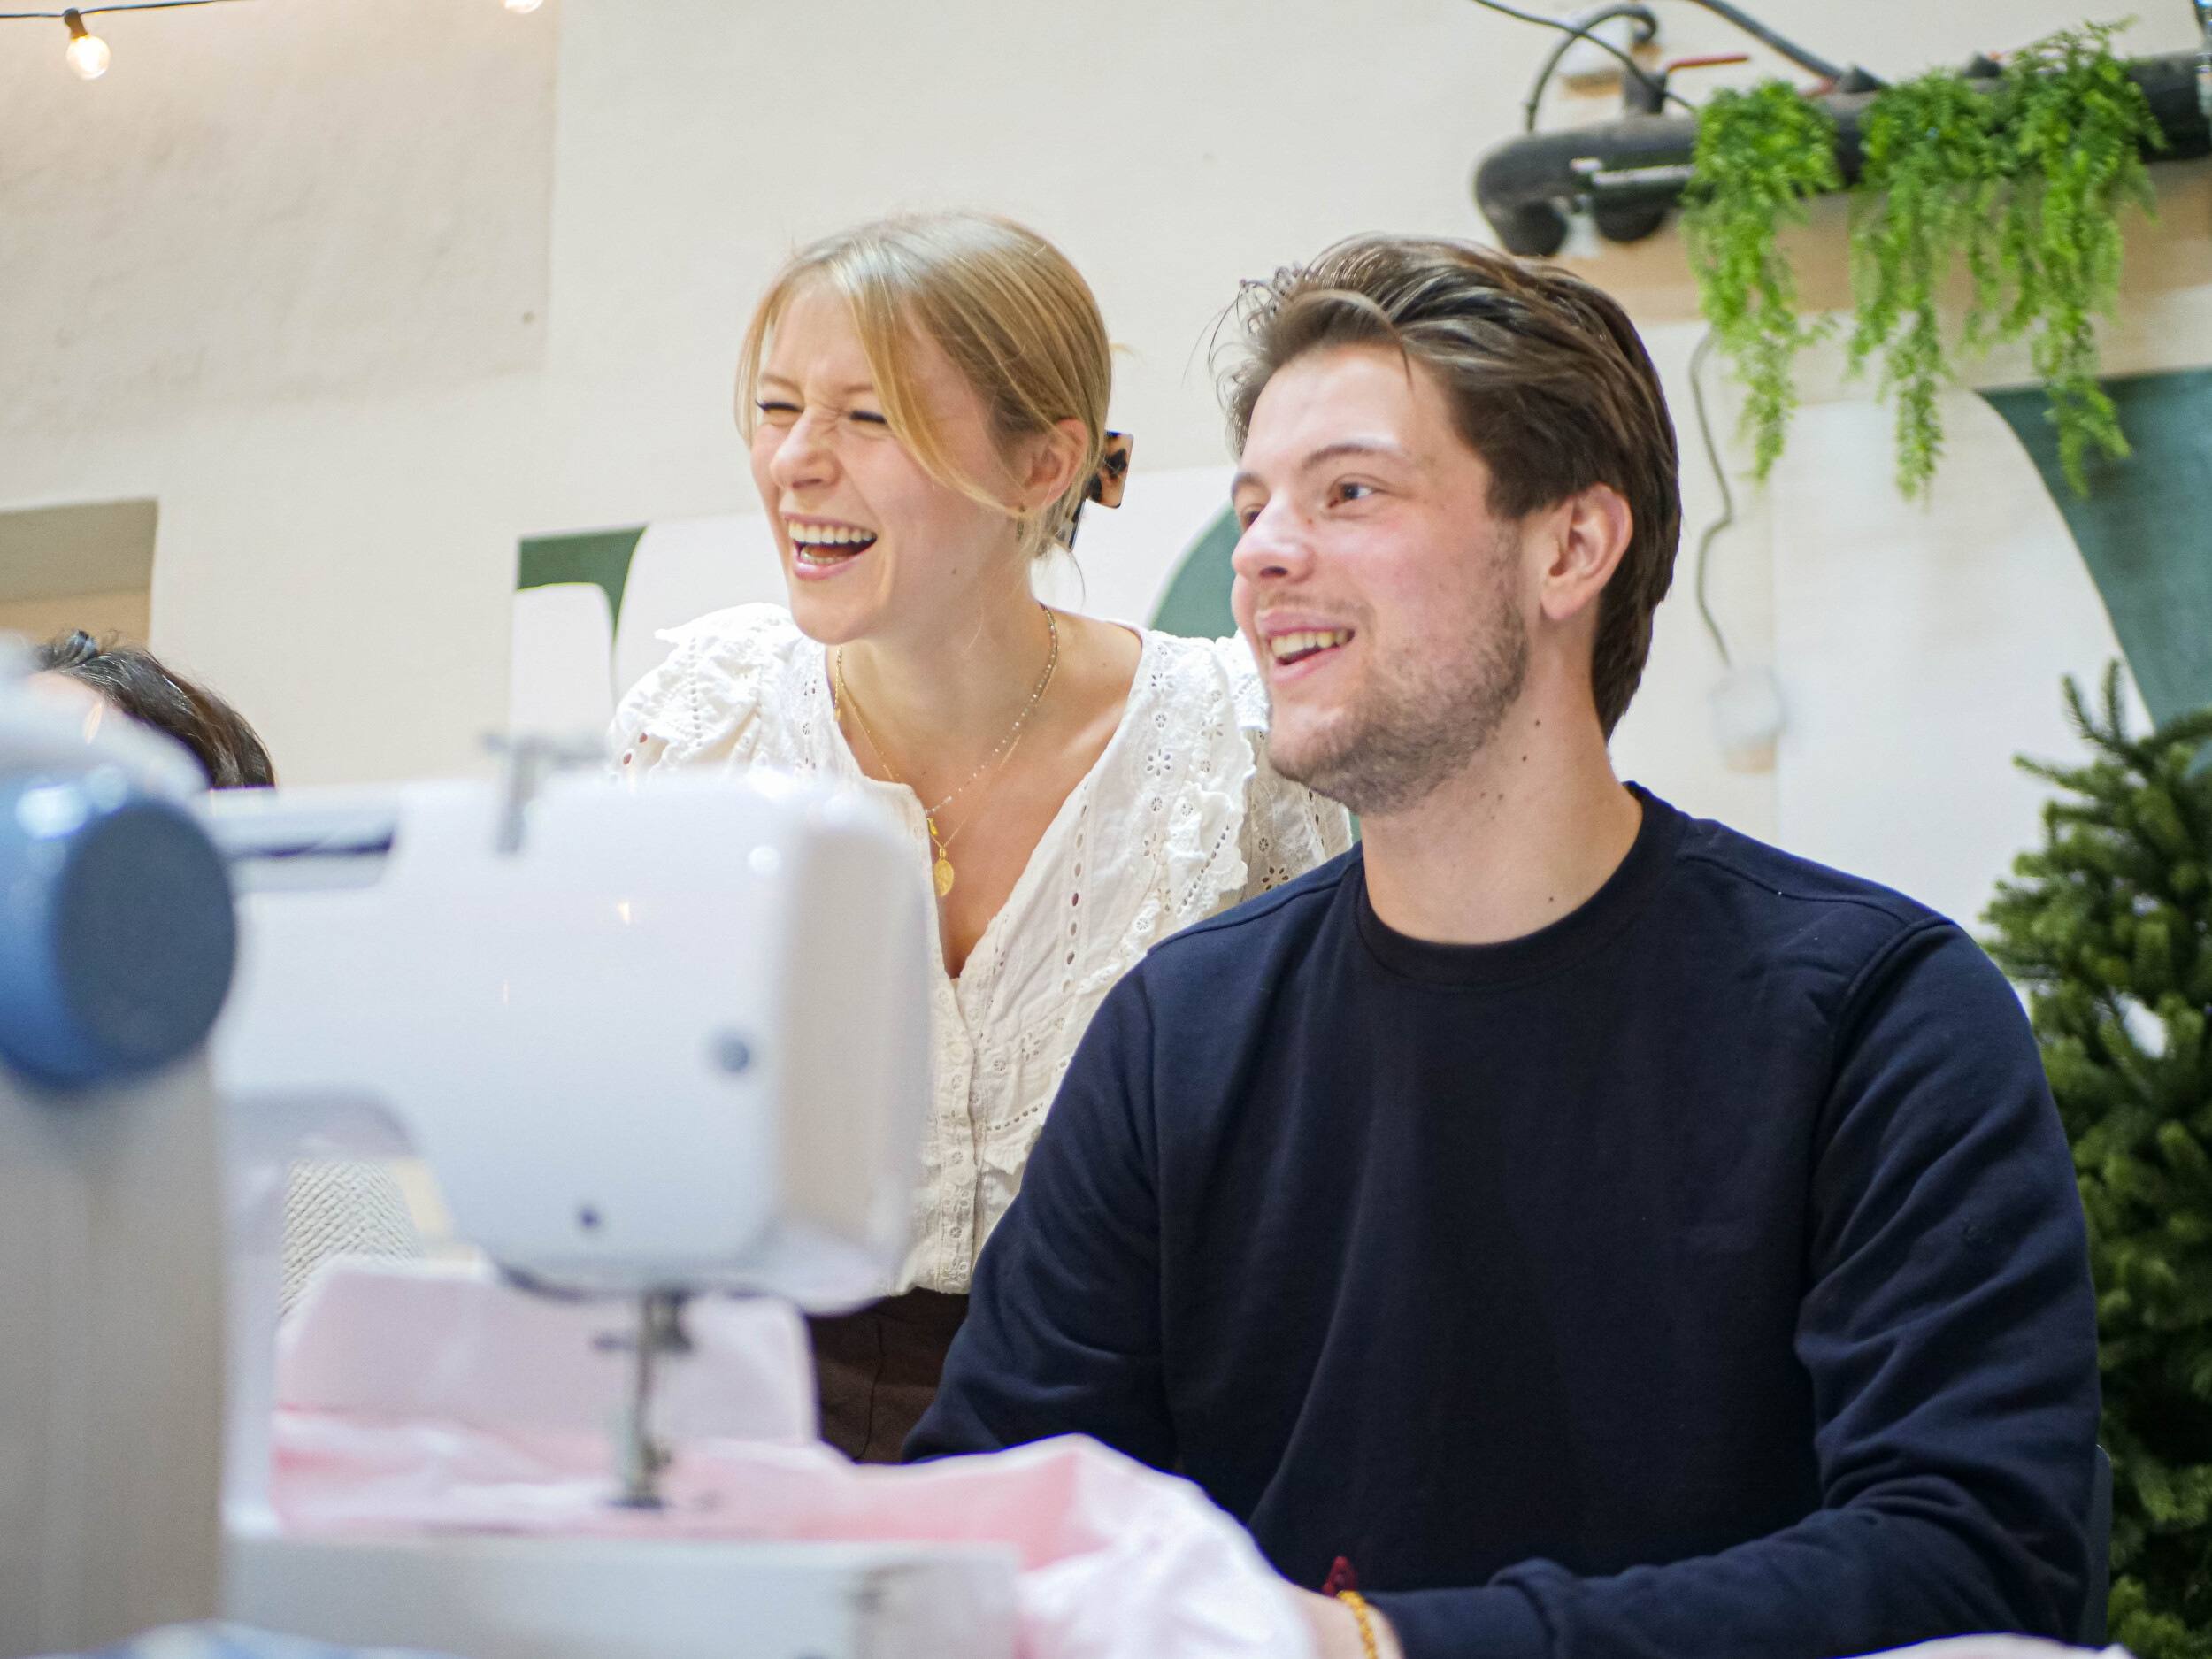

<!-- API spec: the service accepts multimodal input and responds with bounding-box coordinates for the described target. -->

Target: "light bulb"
[62,10,109,80]
[65,33,110,77]
[503,0,543,12]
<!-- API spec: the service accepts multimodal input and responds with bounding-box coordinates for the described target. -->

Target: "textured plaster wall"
[0,0,557,783]
[0,1,554,431]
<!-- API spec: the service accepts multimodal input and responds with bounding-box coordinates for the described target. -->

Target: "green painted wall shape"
[1982,368,2212,728]
[517,527,647,632]
[1148,505,1240,640]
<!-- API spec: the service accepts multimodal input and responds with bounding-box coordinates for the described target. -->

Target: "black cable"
[1494,0,1873,134]
[1466,0,1697,117]
[1677,0,1844,83]
[1523,2,1660,132]
[1686,330,1734,669]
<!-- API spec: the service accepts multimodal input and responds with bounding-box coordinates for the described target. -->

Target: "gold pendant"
[933,856,956,898]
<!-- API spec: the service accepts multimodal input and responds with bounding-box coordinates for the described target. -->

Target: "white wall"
[0,0,559,783]
[1768,394,2152,931]
[3,0,2207,926]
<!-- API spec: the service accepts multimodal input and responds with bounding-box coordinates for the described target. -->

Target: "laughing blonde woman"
[612,212,1351,1461]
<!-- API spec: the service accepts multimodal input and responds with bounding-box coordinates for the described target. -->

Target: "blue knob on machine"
[0,767,237,1089]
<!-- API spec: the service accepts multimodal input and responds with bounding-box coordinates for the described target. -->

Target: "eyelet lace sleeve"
[1196,635,1355,897]
[1240,743,1356,897]
[607,603,804,779]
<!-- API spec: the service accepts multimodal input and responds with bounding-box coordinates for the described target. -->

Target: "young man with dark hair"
[907,236,2100,1659]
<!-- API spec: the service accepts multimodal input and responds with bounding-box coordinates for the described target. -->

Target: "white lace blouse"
[611,603,1354,1295]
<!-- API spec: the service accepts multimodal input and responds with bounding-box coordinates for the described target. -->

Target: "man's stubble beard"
[1266,548,1530,819]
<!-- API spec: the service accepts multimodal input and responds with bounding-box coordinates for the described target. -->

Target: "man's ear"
[1537,483,1633,626]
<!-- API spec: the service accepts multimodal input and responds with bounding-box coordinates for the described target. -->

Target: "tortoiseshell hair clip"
[1066,431,1133,550]
[1086,431,1133,508]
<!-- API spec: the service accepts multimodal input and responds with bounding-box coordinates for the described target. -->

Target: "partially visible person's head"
[738,212,1111,647]
[1220,236,1680,817]
[33,632,274,788]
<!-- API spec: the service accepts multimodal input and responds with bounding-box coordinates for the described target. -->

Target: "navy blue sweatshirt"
[910,790,2100,1659]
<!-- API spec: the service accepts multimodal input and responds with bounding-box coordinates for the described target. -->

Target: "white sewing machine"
[201,753,1014,1659]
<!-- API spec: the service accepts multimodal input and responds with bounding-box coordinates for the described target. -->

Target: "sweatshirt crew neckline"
[1351,784,1684,989]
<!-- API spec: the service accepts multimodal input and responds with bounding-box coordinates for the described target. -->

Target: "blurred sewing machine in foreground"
[199,754,1023,1657]
[0,657,235,1659]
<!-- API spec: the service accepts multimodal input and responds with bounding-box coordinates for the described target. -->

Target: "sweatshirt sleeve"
[1369,922,2101,1659]
[904,970,1177,1470]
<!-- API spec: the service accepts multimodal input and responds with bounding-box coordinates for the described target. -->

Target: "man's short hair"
[1222,237,1681,737]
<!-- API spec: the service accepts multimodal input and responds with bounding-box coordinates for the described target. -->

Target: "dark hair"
[1221,237,1681,736]
[35,632,275,788]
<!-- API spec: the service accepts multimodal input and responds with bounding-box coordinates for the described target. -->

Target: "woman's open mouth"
[788,522,879,569]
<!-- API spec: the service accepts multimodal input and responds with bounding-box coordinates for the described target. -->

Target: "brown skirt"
[807,1288,970,1463]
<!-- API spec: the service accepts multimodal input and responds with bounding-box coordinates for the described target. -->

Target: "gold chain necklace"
[834,606,1060,898]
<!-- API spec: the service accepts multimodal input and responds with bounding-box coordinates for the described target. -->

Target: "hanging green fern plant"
[1847,69,2006,500]
[1683,81,1841,481]
[1994,22,2162,495]
[1681,21,2162,498]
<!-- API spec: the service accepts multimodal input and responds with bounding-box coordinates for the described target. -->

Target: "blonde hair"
[738,213,1112,558]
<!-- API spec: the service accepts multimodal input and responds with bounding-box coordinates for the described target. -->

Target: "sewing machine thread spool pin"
[599,1287,695,1509]
[483,733,607,856]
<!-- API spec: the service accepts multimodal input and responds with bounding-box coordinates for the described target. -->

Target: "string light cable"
[0,1,259,10]
[0,1,247,79]
[4,0,536,79]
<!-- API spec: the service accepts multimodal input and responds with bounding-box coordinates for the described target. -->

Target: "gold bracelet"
[1336,1588,1379,1659]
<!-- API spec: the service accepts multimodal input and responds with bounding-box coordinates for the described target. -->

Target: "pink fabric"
[278,1262,815,1442]
[263,1273,2120,1659]
[271,1411,1313,1659]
